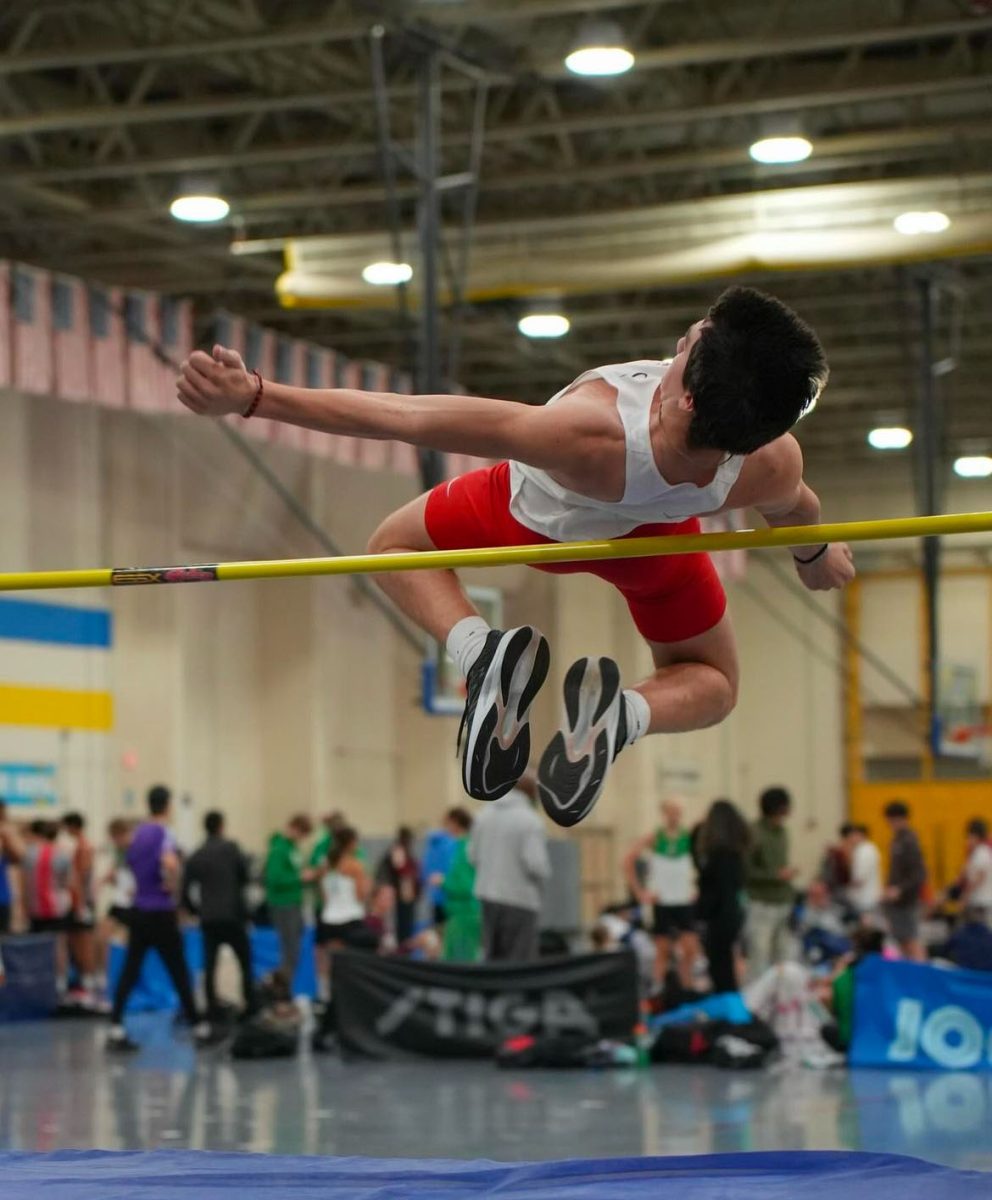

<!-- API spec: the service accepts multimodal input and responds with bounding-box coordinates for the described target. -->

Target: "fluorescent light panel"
[518,313,570,338]
[954,456,992,479]
[170,194,230,222]
[868,427,913,450]
[749,136,813,164]
[362,261,413,286]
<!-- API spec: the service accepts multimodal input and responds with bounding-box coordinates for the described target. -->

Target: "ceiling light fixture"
[894,211,950,236]
[868,427,913,450]
[169,194,230,223]
[362,261,413,286]
[954,455,992,479]
[565,20,634,77]
[748,136,813,164]
[518,313,570,339]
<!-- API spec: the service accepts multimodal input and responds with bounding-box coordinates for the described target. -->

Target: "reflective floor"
[1,1015,991,1170]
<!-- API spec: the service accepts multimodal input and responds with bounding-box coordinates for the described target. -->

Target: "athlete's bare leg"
[537,613,738,828]
[368,494,549,803]
[367,493,478,640]
[636,613,739,733]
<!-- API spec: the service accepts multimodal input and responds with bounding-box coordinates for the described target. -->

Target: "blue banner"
[850,956,992,1071]
[0,763,56,805]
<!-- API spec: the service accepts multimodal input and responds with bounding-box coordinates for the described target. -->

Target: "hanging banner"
[850,955,992,1071]
[334,950,638,1059]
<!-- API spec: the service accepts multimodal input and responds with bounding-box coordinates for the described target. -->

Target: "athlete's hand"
[176,345,256,416]
[795,542,855,591]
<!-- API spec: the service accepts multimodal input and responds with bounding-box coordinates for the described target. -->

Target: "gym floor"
[0,1015,988,1170]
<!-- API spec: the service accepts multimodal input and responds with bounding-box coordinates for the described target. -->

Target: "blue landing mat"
[0,1150,987,1199]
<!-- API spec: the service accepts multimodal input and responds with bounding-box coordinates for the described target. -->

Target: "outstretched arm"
[177,346,605,473]
[751,437,856,592]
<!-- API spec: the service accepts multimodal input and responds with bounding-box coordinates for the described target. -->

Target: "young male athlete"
[177,287,855,827]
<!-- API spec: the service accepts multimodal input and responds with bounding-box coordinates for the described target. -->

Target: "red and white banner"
[52,275,90,402]
[11,264,53,395]
[124,291,162,412]
[89,285,127,409]
[1,266,435,482]
[155,296,193,415]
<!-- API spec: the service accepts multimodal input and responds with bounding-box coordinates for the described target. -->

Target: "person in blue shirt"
[0,800,25,934]
[421,809,469,928]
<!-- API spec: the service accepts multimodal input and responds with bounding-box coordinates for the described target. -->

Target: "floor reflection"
[0,1014,989,1170]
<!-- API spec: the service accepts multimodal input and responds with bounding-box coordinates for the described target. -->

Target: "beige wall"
[5,386,992,894]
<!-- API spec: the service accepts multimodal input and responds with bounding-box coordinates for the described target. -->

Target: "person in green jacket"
[746,787,798,979]
[264,813,316,983]
[442,810,481,963]
[824,926,885,1052]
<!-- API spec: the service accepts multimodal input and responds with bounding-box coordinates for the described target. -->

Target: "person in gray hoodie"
[469,772,551,962]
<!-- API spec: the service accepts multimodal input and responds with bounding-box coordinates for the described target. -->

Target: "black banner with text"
[334,950,639,1059]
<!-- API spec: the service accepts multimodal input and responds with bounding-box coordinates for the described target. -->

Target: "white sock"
[446,615,492,678]
[622,689,651,748]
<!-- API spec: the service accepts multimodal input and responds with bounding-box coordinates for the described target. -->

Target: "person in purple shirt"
[108,785,213,1051]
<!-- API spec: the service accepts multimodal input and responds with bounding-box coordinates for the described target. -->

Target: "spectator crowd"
[0,779,989,1058]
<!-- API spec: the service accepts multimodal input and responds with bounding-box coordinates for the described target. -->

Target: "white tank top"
[321,869,364,925]
[509,359,745,541]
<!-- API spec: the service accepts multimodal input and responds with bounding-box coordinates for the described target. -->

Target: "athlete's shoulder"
[728,435,803,508]
[744,433,803,486]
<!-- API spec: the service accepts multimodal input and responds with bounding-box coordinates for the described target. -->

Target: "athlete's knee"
[367,515,400,556]
[368,497,432,556]
[368,510,416,556]
[711,669,738,724]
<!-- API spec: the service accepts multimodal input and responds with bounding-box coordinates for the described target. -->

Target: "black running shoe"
[457,626,550,801]
[537,656,627,828]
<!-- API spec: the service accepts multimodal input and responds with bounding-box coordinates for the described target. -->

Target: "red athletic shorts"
[424,461,727,644]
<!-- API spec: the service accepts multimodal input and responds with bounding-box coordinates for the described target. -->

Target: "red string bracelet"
[241,369,263,419]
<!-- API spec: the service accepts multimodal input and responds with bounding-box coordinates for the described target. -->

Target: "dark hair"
[148,785,171,816]
[683,286,828,456]
[851,925,885,960]
[29,819,48,837]
[329,825,358,868]
[840,822,858,838]
[288,813,313,836]
[884,801,909,820]
[698,799,750,858]
[108,818,130,839]
[447,806,472,833]
[760,787,792,819]
[397,825,414,848]
[41,821,58,842]
[967,817,989,841]
[63,811,84,832]
[204,810,224,836]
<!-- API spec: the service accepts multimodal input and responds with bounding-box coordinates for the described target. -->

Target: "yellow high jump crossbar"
[1,511,991,593]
